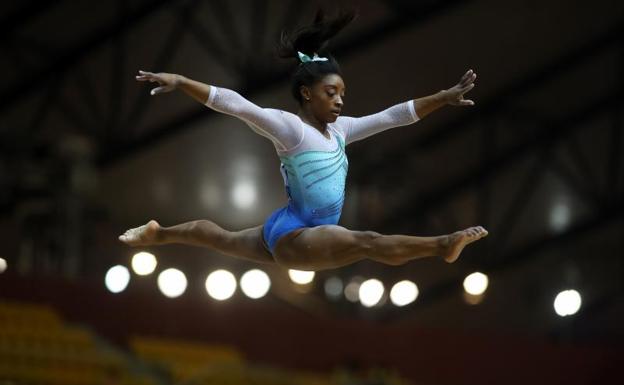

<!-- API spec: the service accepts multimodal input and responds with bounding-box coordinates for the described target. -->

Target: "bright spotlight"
[324,276,343,300]
[206,269,237,300]
[240,269,270,299]
[554,289,582,317]
[105,265,130,293]
[463,272,489,295]
[231,181,256,209]
[131,251,157,275]
[0,258,6,273]
[359,279,384,307]
[550,200,571,232]
[390,280,419,306]
[288,269,315,285]
[344,277,363,303]
[157,268,187,298]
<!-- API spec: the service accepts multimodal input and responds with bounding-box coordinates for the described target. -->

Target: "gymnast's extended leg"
[272,225,488,271]
[119,220,274,265]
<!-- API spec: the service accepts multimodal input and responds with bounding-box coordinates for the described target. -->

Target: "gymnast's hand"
[443,69,477,106]
[135,70,181,95]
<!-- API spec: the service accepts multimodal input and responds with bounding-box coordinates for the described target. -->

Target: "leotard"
[205,87,419,253]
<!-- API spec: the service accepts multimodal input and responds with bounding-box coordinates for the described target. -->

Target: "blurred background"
[0,0,623,384]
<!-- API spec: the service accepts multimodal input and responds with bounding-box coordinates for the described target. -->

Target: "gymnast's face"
[301,74,345,124]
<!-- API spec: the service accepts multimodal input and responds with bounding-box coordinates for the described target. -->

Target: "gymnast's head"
[277,8,357,123]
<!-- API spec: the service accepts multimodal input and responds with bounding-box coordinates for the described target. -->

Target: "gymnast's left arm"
[342,69,477,144]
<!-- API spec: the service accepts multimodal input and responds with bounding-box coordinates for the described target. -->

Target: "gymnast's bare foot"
[442,226,488,263]
[119,220,161,246]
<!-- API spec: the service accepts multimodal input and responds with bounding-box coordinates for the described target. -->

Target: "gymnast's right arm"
[134,70,302,150]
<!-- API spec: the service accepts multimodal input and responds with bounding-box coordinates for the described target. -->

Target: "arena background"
[0,0,622,384]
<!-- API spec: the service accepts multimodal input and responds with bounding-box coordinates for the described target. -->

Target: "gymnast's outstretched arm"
[134,71,302,150]
[339,69,477,144]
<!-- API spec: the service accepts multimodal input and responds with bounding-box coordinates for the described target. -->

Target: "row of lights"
[0,253,583,317]
[102,252,583,316]
[105,252,272,299]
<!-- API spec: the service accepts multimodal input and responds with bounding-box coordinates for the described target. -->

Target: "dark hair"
[277,8,357,104]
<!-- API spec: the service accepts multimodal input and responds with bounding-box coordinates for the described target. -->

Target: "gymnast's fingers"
[461,71,476,87]
[459,69,473,85]
[459,83,475,94]
[136,70,158,82]
[150,85,174,95]
[150,86,165,95]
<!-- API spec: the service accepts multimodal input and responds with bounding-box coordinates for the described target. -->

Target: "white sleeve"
[205,86,303,151]
[338,100,419,145]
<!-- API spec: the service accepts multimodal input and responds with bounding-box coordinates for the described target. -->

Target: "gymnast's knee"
[357,231,408,265]
[358,230,383,250]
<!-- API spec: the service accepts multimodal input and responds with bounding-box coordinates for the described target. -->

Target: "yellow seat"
[130,335,245,382]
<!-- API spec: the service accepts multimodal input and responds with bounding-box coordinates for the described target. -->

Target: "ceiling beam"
[0,0,173,113]
[0,0,63,43]
[97,0,469,165]
[380,88,623,233]
[350,20,624,181]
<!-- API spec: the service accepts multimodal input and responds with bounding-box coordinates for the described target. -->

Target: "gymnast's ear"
[299,85,312,101]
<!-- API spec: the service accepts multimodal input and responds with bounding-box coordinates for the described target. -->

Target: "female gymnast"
[120,10,488,271]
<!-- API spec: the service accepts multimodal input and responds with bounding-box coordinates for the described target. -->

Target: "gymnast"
[120,9,488,271]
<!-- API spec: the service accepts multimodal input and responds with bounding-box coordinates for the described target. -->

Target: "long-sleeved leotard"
[205,86,419,253]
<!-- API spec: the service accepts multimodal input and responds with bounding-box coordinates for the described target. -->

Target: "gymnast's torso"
[278,121,348,226]
[205,86,418,226]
